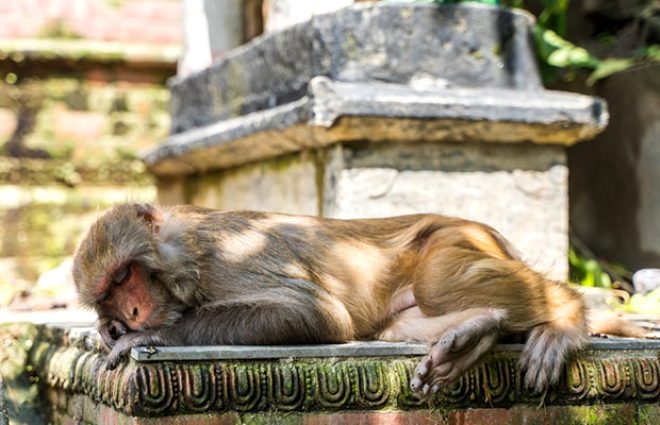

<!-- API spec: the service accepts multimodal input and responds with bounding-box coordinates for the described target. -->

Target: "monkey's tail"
[588,309,647,338]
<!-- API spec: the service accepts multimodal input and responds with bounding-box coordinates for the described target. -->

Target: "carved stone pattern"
[28,332,660,416]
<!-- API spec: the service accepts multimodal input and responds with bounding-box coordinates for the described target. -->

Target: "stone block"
[329,142,569,279]
[181,152,320,216]
[167,3,544,135]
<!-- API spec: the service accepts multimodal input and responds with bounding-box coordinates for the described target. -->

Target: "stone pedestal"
[145,3,608,280]
[29,324,660,425]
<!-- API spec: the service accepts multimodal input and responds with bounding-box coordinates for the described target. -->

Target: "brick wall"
[0,0,181,44]
[0,1,180,290]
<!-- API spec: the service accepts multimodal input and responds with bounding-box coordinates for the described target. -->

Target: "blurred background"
[0,0,184,310]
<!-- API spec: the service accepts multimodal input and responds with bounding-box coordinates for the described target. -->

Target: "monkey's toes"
[410,356,432,391]
[411,355,456,394]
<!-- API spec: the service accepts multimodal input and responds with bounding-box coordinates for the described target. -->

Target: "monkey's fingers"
[105,347,129,370]
[104,333,155,370]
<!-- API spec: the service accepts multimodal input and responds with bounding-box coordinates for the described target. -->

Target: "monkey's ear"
[133,204,162,234]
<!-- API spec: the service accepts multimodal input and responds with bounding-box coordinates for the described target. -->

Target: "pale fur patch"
[332,240,390,289]
[460,224,511,260]
[220,229,268,263]
[261,214,317,228]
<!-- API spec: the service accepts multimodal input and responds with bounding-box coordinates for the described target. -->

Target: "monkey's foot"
[410,310,503,394]
[519,325,584,392]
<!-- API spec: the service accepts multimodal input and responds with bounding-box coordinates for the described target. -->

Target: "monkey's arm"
[105,294,355,369]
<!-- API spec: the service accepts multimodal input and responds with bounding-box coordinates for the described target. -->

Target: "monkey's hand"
[105,331,164,370]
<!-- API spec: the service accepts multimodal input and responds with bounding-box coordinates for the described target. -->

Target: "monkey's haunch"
[73,203,588,392]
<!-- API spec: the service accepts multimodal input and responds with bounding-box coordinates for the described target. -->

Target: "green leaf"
[624,288,660,314]
[534,26,599,69]
[586,58,635,85]
[548,45,596,68]
[644,44,660,60]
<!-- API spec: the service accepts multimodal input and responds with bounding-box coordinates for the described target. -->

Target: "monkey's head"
[73,204,186,348]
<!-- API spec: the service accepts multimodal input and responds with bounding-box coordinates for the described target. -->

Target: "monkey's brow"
[94,276,111,303]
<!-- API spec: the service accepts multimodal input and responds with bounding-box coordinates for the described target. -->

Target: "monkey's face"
[93,263,185,349]
[73,204,181,348]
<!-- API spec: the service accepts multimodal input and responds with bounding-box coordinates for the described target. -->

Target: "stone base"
[30,324,660,425]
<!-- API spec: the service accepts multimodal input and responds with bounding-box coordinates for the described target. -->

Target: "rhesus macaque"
[73,203,588,393]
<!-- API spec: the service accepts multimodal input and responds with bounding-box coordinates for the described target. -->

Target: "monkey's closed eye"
[113,266,131,285]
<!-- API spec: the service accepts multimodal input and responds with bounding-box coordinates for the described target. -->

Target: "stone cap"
[144,77,608,176]
[168,3,543,135]
[31,324,660,417]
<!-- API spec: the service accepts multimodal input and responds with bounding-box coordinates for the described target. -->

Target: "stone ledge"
[144,78,607,176]
[130,341,430,362]
[30,324,660,421]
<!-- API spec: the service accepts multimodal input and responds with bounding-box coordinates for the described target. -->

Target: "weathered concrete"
[132,341,429,361]
[145,78,606,177]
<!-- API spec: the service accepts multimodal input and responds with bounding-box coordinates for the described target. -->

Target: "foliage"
[570,248,660,314]
[569,247,612,288]
[624,289,660,314]
[533,24,658,85]
[519,0,660,85]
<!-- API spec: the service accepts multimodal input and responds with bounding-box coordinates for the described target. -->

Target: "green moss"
[342,33,359,59]
[313,149,326,216]
[225,62,248,117]
[470,49,484,60]
[0,323,46,424]
[37,20,82,40]
[238,412,303,425]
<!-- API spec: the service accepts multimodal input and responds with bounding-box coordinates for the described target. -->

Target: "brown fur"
[73,204,589,393]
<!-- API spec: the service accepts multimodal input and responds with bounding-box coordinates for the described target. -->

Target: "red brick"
[134,413,241,425]
[507,404,638,425]
[450,408,511,425]
[0,108,17,139]
[0,0,180,43]
[303,411,448,425]
[52,108,108,141]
